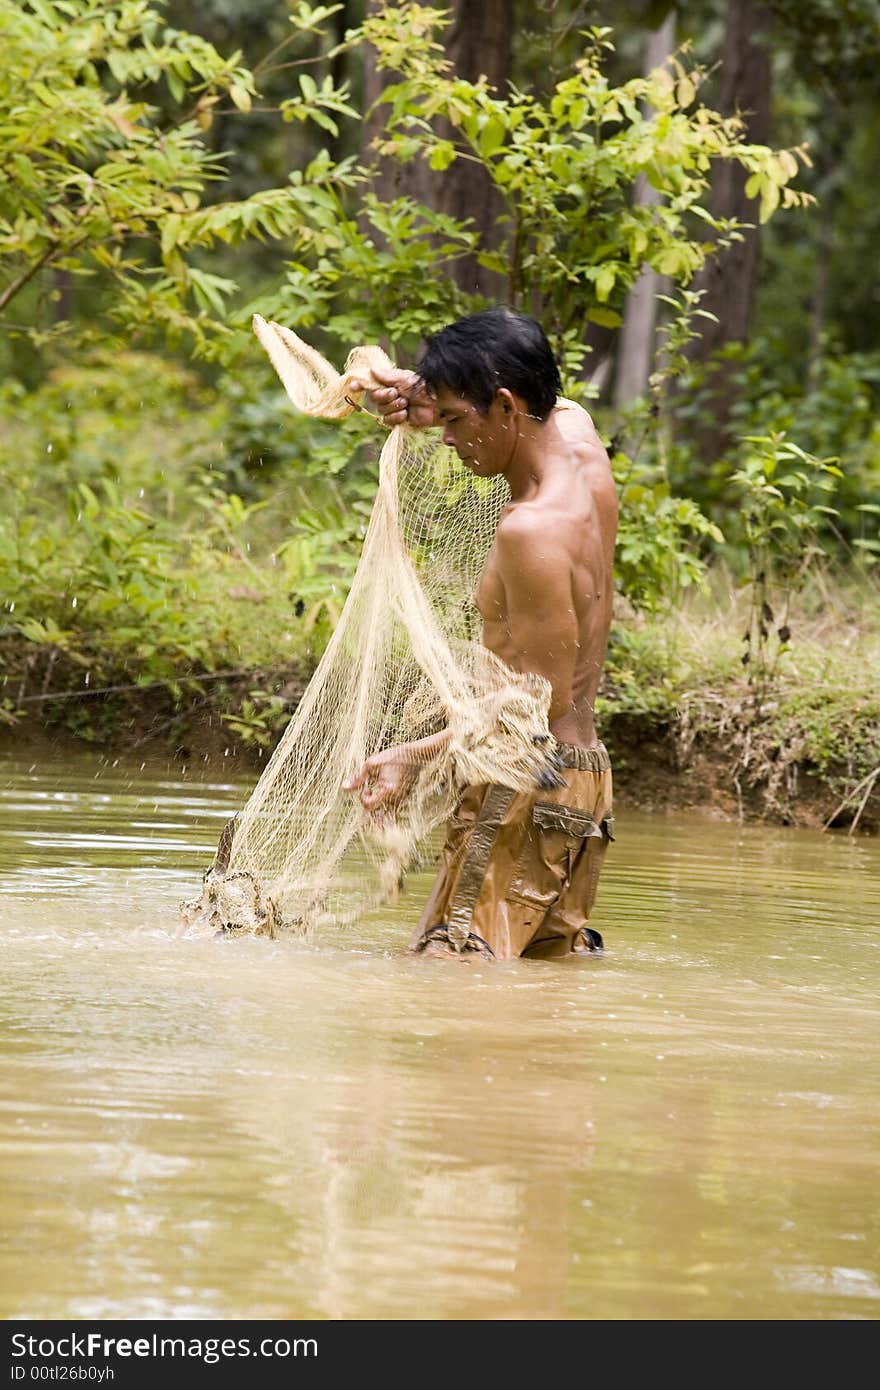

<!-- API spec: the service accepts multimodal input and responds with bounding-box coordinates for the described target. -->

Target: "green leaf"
[429,141,456,171]
[160,213,182,258]
[759,180,780,223]
[479,116,506,158]
[476,249,508,274]
[167,69,185,104]
[229,83,253,113]
[595,265,616,302]
[676,75,696,108]
[587,306,622,328]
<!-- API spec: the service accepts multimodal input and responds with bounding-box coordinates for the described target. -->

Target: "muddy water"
[1,748,878,1321]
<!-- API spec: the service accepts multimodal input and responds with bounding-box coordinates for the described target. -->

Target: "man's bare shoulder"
[555,397,599,424]
[494,502,564,556]
[495,501,544,534]
[493,500,585,580]
[554,399,613,465]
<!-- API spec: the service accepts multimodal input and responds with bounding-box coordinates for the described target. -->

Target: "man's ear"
[496,387,517,416]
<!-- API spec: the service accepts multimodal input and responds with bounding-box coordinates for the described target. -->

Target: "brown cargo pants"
[409,742,614,961]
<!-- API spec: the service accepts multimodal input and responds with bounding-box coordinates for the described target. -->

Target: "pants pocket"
[506,802,601,911]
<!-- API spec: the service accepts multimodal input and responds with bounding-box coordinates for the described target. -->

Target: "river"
[1,747,878,1320]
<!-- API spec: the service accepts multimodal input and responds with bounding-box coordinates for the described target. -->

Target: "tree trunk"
[613,13,677,409]
[361,0,514,296]
[689,0,773,359]
[433,0,513,295]
[681,0,773,464]
[360,1,431,209]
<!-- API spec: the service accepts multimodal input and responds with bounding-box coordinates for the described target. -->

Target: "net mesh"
[179,316,562,938]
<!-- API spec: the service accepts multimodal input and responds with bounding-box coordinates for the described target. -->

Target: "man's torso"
[474,400,617,748]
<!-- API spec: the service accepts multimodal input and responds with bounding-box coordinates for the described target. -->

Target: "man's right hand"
[342,751,417,816]
[350,367,436,429]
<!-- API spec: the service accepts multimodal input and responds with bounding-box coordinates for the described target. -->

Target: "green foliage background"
[1,0,878,785]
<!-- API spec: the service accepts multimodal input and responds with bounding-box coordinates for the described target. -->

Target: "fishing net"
[179,315,563,939]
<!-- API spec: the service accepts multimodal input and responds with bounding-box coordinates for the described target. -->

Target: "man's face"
[432,387,515,476]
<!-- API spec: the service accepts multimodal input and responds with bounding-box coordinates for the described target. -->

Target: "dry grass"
[602,567,880,828]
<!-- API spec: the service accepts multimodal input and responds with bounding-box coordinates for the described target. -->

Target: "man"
[344,308,618,960]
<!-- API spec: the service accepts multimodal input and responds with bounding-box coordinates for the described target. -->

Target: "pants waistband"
[555,741,611,772]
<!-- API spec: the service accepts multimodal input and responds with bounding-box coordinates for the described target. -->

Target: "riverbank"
[3,585,878,835]
[5,707,872,833]
[599,583,880,834]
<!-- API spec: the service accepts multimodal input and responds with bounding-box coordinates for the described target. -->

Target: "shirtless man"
[344,308,618,960]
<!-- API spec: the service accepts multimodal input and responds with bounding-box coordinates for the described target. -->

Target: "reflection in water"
[1,748,878,1319]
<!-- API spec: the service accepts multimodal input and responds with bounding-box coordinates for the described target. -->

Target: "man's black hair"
[416,307,562,420]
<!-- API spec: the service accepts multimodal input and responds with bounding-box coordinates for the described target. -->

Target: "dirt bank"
[604,710,879,834]
[2,702,876,837]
